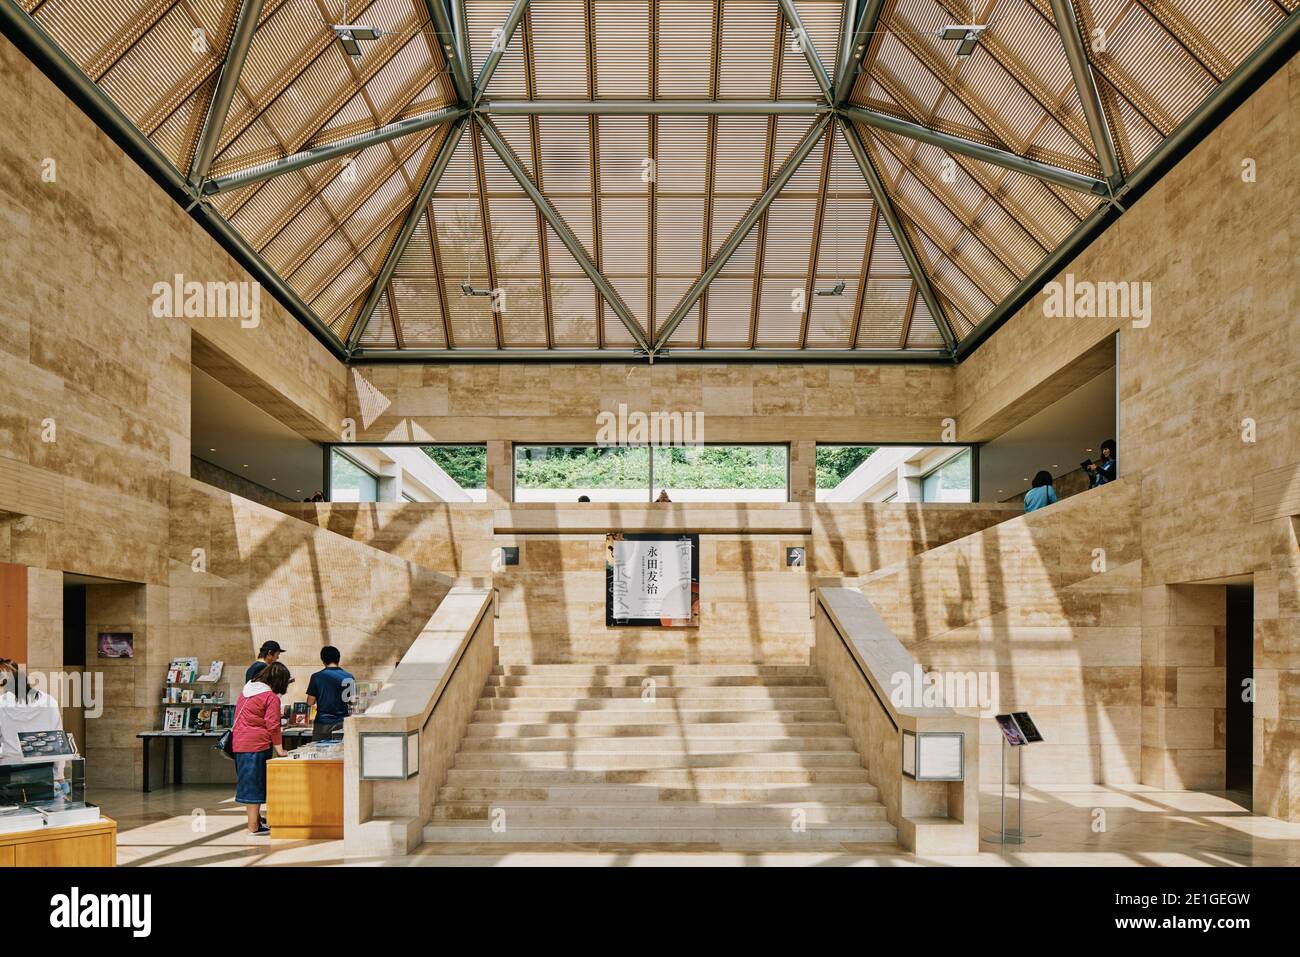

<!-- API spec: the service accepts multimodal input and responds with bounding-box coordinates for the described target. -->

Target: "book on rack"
[166,657,200,684]
[290,701,311,728]
[162,707,185,732]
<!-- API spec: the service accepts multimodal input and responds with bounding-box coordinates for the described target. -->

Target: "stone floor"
[96,783,1300,867]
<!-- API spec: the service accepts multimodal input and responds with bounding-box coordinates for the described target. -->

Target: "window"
[922,449,973,502]
[652,446,787,502]
[815,446,877,502]
[329,445,486,502]
[815,444,973,502]
[514,446,650,503]
[513,445,788,503]
[330,450,377,503]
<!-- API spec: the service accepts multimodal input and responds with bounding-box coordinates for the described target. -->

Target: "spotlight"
[332,23,380,58]
[460,283,493,297]
[941,23,987,56]
[814,281,846,297]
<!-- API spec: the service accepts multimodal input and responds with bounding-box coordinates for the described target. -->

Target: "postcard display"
[162,658,233,733]
[985,712,1044,846]
[0,735,99,835]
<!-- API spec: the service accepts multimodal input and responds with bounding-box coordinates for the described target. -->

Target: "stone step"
[443,767,873,786]
[469,708,845,724]
[428,801,890,826]
[481,685,828,699]
[453,751,864,770]
[475,696,837,711]
[421,821,898,847]
[438,783,882,804]
[492,664,817,677]
[486,674,827,688]
[457,735,857,753]
[464,721,851,738]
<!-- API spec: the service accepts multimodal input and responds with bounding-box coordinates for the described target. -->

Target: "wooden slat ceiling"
[16,0,1295,357]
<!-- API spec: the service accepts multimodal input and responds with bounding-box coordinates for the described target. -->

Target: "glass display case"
[0,757,100,834]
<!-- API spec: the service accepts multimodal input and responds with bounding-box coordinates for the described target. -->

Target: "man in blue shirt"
[305,646,355,742]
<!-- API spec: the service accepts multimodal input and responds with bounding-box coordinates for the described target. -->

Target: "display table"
[136,728,317,792]
[267,758,343,839]
[0,816,116,867]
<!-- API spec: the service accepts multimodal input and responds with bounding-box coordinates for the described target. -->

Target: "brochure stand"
[984,736,1025,846]
[984,712,1043,846]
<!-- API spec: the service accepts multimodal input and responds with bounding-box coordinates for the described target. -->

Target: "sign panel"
[606,534,699,627]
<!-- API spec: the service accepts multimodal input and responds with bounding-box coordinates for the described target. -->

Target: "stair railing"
[814,587,981,855]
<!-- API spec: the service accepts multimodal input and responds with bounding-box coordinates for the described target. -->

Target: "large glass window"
[652,446,787,502]
[513,445,788,503]
[329,445,486,502]
[330,450,377,502]
[815,446,877,501]
[816,444,973,502]
[514,446,650,502]
[922,449,973,502]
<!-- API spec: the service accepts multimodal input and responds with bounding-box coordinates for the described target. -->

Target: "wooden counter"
[267,758,344,839]
[0,816,116,867]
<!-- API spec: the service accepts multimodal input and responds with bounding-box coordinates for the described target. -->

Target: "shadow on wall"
[857,481,1142,789]
[162,477,454,783]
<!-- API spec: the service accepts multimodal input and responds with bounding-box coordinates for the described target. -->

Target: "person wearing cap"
[245,641,284,682]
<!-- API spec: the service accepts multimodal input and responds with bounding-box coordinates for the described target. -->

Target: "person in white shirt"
[0,658,64,763]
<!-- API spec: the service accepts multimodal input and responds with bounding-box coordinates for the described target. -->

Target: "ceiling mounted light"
[941,23,988,57]
[331,23,381,58]
[814,281,846,297]
[460,283,493,297]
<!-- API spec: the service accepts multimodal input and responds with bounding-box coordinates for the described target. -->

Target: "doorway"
[1224,584,1253,802]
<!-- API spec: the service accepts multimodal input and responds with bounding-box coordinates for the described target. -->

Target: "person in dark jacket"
[245,640,284,682]
[306,646,355,742]
[233,661,289,835]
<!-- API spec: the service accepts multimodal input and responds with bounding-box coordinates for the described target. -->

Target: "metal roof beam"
[474,0,529,106]
[652,114,832,353]
[203,105,464,194]
[425,0,472,104]
[777,0,833,101]
[476,116,652,354]
[834,0,860,106]
[840,105,1110,196]
[351,347,953,362]
[483,99,827,116]
[833,0,884,106]
[188,0,264,189]
[840,120,958,354]
[1046,0,1123,188]
[344,118,469,351]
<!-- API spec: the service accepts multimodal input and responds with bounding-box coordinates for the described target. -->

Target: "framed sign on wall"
[606,534,700,628]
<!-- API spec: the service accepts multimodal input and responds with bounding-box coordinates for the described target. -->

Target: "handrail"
[816,593,898,732]
[420,593,491,735]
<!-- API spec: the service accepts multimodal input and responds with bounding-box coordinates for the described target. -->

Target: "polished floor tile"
[89,783,1300,867]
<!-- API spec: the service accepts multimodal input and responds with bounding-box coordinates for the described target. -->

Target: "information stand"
[984,712,1042,846]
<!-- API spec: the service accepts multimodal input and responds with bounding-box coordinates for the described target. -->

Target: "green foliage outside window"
[422,446,487,488]
[815,446,877,489]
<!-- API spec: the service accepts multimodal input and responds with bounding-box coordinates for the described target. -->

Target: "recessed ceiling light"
[243,464,249,468]
[209,448,215,452]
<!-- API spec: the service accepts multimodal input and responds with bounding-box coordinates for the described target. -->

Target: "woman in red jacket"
[233,660,290,835]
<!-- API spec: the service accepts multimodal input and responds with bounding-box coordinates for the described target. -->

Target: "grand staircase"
[423,663,896,848]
